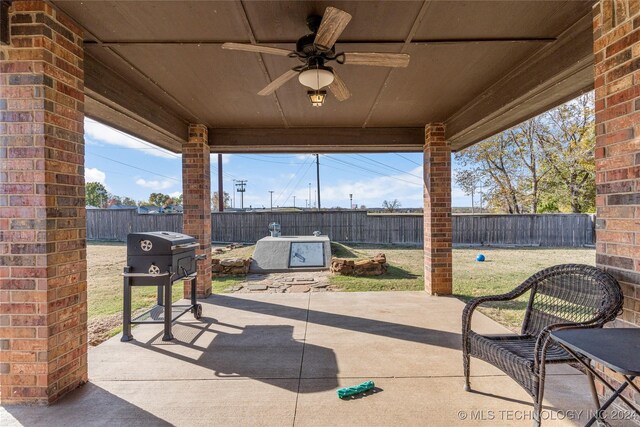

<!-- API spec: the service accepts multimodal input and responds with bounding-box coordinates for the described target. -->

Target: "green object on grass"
[337,380,375,398]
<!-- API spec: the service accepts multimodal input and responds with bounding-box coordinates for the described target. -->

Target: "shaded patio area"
[2,292,604,426]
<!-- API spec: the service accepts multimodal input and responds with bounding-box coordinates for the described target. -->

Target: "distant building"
[107,204,137,210]
[164,204,183,213]
[137,205,163,214]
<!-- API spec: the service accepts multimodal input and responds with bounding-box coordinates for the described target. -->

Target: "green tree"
[455,93,595,214]
[211,191,231,212]
[86,182,108,207]
[121,197,137,206]
[148,192,170,207]
[537,93,595,213]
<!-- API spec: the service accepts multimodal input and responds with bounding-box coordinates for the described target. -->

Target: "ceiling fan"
[222,7,410,106]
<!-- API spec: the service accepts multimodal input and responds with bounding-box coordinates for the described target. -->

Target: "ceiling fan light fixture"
[298,65,334,90]
[307,90,327,107]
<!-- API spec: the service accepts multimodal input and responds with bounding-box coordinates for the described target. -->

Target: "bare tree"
[455,169,481,213]
[382,199,401,213]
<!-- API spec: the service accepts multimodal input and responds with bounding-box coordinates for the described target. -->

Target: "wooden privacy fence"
[87,210,595,247]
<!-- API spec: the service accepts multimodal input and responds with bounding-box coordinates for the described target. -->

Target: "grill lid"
[127,231,197,256]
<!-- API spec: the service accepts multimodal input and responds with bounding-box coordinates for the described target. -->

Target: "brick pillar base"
[182,124,212,298]
[423,123,452,295]
[0,0,87,404]
[593,0,640,403]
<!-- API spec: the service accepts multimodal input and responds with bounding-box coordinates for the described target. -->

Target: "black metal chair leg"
[162,275,173,341]
[121,268,133,342]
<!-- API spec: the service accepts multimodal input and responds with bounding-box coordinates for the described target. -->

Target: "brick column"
[423,123,452,295]
[182,124,212,298]
[593,0,640,401]
[0,1,87,404]
[594,0,640,325]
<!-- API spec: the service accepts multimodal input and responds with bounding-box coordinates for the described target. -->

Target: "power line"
[352,154,422,179]
[86,152,180,182]
[273,155,311,206]
[236,154,306,165]
[281,160,315,206]
[322,155,421,185]
[86,118,239,180]
[395,153,422,166]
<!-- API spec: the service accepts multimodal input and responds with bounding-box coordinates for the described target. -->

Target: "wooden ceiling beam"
[446,12,594,151]
[208,128,425,153]
[84,53,189,152]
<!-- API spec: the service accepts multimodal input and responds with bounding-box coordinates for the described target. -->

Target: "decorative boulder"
[212,257,252,276]
[330,254,388,276]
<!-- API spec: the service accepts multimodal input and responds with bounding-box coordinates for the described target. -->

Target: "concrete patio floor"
[1,292,613,426]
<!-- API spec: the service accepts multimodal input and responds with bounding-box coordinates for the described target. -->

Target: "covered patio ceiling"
[52,0,595,153]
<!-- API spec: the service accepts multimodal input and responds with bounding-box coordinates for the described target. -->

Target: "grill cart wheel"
[191,304,203,319]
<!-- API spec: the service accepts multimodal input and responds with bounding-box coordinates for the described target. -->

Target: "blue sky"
[85,118,470,208]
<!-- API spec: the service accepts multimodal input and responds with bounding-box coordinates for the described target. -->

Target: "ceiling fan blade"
[328,72,351,102]
[314,7,352,51]
[343,52,410,68]
[258,69,298,96]
[222,42,293,57]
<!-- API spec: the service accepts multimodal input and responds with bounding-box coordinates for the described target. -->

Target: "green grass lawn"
[327,243,595,331]
[87,241,595,342]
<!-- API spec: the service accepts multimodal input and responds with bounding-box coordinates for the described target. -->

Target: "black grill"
[121,231,204,342]
[126,231,199,281]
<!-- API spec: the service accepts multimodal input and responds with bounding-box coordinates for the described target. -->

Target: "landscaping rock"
[288,285,310,293]
[310,282,329,288]
[211,257,252,276]
[330,254,388,276]
[247,284,268,291]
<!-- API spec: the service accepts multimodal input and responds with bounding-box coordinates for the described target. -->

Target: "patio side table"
[550,328,640,427]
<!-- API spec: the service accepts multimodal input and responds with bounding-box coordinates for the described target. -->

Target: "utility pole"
[235,180,247,210]
[349,193,353,209]
[315,154,321,210]
[308,183,311,209]
[293,195,296,208]
[232,179,236,208]
[217,154,224,212]
[269,190,274,211]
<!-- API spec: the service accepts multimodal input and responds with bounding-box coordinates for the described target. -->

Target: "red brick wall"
[0,1,87,404]
[593,0,640,402]
[423,123,452,295]
[182,124,212,298]
[594,0,640,326]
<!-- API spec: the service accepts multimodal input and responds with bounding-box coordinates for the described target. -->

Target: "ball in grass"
[476,254,486,262]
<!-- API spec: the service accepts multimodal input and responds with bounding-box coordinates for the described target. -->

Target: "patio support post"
[0,0,87,404]
[594,1,640,325]
[423,123,452,295]
[594,0,640,400]
[182,124,212,298]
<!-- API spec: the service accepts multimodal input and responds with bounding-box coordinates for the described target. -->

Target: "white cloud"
[136,178,175,190]
[85,118,178,159]
[85,167,106,185]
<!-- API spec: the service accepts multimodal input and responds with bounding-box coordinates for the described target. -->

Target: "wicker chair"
[462,264,623,426]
